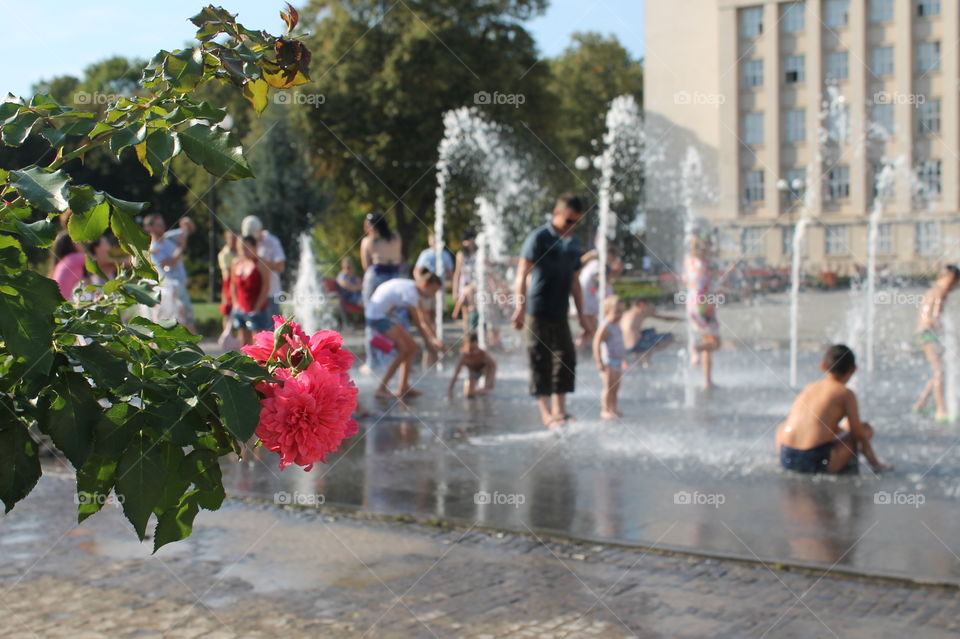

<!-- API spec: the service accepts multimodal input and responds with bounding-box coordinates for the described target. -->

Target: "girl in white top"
[366,270,445,398]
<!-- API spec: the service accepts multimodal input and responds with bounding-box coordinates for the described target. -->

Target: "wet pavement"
[223,337,960,586]
[3,473,960,639]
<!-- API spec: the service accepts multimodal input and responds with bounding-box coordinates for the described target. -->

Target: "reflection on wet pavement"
[222,349,960,585]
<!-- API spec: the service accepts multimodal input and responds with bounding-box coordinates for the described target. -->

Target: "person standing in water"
[452,230,478,334]
[593,295,626,420]
[912,265,960,421]
[512,193,586,428]
[360,213,404,369]
[684,234,721,389]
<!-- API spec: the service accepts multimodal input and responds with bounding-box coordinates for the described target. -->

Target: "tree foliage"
[0,4,311,549]
[293,0,554,253]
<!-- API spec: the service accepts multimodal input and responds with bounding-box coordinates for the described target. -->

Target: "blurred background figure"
[217,229,240,349]
[360,213,404,370]
[230,235,272,346]
[50,230,87,300]
[241,215,285,317]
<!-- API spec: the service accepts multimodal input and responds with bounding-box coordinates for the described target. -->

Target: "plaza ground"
[3,474,959,639]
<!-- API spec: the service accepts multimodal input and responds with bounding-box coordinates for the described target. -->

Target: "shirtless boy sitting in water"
[776,344,893,474]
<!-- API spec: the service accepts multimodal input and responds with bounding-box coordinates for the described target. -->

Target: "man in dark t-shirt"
[512,193,586,427]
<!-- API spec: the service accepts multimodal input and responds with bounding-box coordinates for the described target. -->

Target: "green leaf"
[1,111,40,146]
[119,282,159,306]
[45,372,99,469]
[94,403,137,458]
[109,123,147,159]
[67,185,105,215]
[177,124,253,180]
[183,449,224,510]
[211,375,261,441]
[215,351,269,381]
[75,454,118,522]
[8,166,70,213]
[66,342,128,388]
[0,234,26,271]
[41,118,96,148]
[85,255,108,281]
[115,434,169,540]
[134,128,178,180]
[163,48,204,91]
[108,196,151,274]
[165,350,206,369]
[14,218,57,247]
[242,78,270,114]
[0,418,41,513]
[153,490,202,551]
[67,201,110,242]
[0,270,60,370]
[1,206,32,221]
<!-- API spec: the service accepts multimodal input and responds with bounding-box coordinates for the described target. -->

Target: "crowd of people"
[49,191,960,478]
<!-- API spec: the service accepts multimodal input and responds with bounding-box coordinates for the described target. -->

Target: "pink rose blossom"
[255,362,358,470]
[246,316,359,470]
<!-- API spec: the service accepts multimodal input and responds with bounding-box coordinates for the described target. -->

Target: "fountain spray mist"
[292,233,331,335]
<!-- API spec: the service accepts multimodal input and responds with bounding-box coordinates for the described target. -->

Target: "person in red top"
[230,235,272,345]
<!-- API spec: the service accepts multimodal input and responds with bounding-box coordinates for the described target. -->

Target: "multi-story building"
[645,0,959,276]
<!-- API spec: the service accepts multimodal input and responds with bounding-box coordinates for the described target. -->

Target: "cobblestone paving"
[1,476,958,639]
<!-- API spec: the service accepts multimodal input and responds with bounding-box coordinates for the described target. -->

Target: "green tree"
[221,113,329,272]
[544,32,643,170]
[294,0,553,254]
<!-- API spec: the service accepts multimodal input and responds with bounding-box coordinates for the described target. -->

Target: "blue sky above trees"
[4,0,644,99]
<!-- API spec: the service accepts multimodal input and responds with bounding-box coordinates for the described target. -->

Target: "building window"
[877,223,894,255]
[742,227,764,256]
[824,0,849,28]
[871,46,894,76]
[785,55,805,83]
[784,109,806,143]
[741,7,763,37]
[743,60,763,88]
[871,103,894,137]
[916,222,939,256]
[918,98,941,134]
[918,0,941,17]
[826,165,850,200]
[782,226,795,256]
[826,51,849,80]
[917,160,942,197]
[743,112,764,145]
[918,42,941,72]
[744,170,765,203]
[782,3,805,33]
[825,226,848,255]
[870,0,894,22]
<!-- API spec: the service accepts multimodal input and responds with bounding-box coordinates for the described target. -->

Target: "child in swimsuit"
[593,295,626,420]
[912,264,960,421]
[776,344,893,474]
[684,236,721,389]
[447,332,497,398]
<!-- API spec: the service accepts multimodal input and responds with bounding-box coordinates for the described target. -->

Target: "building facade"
[645,0,959,277]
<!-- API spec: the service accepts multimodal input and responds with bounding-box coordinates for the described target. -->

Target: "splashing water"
[434,107,542,353]
[596,95,644,305]
[680,147,705,406]
[292,233,332,335]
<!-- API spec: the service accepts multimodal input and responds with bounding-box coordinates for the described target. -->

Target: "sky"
[1,0,645,99]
